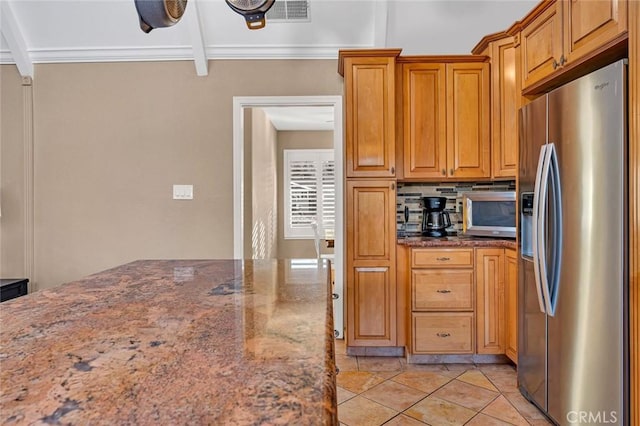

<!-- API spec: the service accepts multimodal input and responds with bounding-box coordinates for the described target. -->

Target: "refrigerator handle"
[538,143,555,316]
[532,144,548,314]
[547,143,563,316]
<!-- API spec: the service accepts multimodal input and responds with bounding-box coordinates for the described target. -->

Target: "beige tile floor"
[335,340,552,426]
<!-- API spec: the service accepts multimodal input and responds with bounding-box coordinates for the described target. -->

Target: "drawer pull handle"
[437,332,451,338]
[436,257,450,261]
[436,289,451,294]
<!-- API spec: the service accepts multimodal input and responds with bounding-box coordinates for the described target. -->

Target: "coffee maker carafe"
[421,196,451,237]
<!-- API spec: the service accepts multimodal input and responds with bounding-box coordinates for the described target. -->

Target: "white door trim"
[232,95,344,338]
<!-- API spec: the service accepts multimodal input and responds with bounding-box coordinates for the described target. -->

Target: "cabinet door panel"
[476,248,505,354]
[521,3,563,88]
[402,63,447,178]
[446,63,491,178]
[348,266,396,346]
[491,37,519,178]
[505,249,518,363]
[564,0,627,64]
[345,57,396,177]
[347,181,395,261]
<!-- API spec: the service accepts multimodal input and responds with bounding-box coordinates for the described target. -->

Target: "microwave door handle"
[532,144,548,314]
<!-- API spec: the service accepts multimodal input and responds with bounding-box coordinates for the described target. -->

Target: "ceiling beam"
[373,0,389,48]
[185,0,208,76]
[0,1,33,78]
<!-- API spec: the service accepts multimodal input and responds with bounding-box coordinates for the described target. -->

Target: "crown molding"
[0,44,372,65]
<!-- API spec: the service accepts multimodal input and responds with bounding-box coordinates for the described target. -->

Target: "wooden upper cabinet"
[339,50,401,178]
[447,62,491,179]
[473,33,520,179]
[520,1,563,88]
[402,63,447,179]
[563,0,627,63]
[400,58,490,180]
[516,0,627,89]
[490,37,519,178]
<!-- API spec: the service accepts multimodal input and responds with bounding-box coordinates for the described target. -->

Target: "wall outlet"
[173,184,193,200]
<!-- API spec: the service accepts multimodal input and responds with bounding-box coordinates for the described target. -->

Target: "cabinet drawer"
[412,269,473,311]
[411,248,473,268]
[412,312,474,354]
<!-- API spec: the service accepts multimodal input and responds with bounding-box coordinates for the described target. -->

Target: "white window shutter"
[284,149,335,239]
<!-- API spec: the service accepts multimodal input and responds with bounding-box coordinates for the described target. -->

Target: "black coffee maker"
[421,196,451,237]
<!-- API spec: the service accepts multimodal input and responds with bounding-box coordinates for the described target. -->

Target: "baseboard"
[407,353,511,364]
[346,346,405,357]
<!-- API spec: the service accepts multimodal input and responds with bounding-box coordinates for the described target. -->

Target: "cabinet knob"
[390,166,395,175]
[436,289,452,294]
[450,168,454,175]
[436,257,450,261]
[559,54,566,66]
[441,169,446,176]
[391,182,396,191]
[552,59,559,70]
[436,332,451,338]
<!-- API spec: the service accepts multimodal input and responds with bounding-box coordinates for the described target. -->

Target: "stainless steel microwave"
[462,191,516,238]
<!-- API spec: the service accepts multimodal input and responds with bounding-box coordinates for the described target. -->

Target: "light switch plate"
[173,184,193,200]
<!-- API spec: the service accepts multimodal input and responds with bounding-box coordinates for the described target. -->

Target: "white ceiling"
[0,0,538,77]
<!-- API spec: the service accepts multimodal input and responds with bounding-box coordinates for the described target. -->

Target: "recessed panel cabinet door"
[520,2,563,88]
[347,181,395,261]
[491,37,519,178]
[402,63,447,178]
[348,266,396,346]
[446,62,491,179]
[476,248,506,354]
[505,248,518,363]
[344,57,396,177]
[563,0,627,64]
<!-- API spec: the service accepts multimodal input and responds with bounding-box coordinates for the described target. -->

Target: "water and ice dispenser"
[521,193,534,259]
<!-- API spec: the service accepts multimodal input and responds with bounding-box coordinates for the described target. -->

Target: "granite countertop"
[398,234,517,249]
[0,259,337,425]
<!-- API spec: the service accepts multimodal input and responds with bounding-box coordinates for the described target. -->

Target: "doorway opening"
[232,96,344,338]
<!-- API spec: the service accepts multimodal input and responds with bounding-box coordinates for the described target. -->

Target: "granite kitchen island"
[0,259,337,425]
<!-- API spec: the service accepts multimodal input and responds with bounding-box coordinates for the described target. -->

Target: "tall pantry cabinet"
[339,50,401,348]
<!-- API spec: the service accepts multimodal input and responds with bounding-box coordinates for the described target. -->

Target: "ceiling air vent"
[266,0,310,22]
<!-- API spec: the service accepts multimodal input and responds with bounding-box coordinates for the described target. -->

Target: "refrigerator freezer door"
[546,60,626,424]
[518,95,549,412]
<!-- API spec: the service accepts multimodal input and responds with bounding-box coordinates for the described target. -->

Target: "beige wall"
[0,66,27,278]
[0,59,341,290]
[250,109,278,259]
[276,131,334,259]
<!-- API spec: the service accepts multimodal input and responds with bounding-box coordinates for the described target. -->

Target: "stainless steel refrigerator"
[518,59,628,425]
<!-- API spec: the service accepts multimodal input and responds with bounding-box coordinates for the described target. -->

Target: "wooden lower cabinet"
[505,248,518,363]
[408,247,513,359]
[409,248,475,355]
[346,180,397,347]
[413,312,474,354]
[476,248,506,354]
[347,265,396,346]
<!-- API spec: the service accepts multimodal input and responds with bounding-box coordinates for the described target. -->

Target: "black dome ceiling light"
[225,0,275,30]
[134,0,188,33]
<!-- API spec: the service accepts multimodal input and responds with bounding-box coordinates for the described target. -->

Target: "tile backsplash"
[397,181,516,235]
